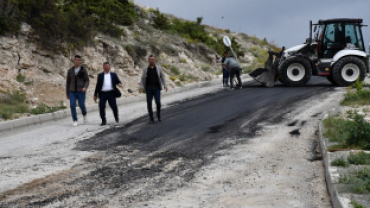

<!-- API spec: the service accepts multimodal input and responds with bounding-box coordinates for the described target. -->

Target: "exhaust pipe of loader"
[309,20,312,43]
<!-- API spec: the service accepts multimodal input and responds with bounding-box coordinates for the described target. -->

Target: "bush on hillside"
[0,0,137,49]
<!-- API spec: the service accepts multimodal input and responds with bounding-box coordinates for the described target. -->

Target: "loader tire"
[332,56,365,87]
[278,56,312,87]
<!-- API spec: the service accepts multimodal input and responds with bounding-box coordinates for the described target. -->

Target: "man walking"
[139,55,167,124]
[66,55,90,127]
[223,56,242,89]
[94,62,122,126]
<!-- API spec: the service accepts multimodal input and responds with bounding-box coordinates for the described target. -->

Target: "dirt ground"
[0,77,343,208]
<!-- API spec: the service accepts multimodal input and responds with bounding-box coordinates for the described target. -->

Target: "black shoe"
[115,118,119,123]
[100,121,107,126]
[158,118,161,122]
[148,119,155,124]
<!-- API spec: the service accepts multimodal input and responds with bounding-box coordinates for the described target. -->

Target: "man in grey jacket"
[223,56,242,89]
[66,55,90,126]
[139,55,168,124]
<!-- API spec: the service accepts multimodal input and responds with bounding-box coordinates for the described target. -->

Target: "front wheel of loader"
[278,56,312,87]
[332,56,365,87]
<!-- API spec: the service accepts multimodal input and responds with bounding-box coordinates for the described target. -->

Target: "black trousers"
[99,91,118,122]
[146,86,161,120]
[229,67,242,88]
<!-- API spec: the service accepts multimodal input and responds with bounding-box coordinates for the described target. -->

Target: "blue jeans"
[69,92,87,121]
[146,86,161,120]
[223,68,230,85]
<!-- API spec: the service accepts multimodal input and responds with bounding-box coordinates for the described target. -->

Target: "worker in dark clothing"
[139,55,168,124]
[217,51,229,87]
[223,56,242,89]
[279,46,286,57]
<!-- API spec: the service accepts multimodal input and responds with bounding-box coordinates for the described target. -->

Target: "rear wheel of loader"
[332,56,365,87]
[278,56,312,87]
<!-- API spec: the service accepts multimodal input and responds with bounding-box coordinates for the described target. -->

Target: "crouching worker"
[223,56,242,89]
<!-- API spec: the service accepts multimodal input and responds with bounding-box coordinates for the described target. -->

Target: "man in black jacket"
[66,55,90,127]
[94,62,122,126]
[139,55,167,124]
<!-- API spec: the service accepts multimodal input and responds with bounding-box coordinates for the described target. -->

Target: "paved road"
[1,77,335,207]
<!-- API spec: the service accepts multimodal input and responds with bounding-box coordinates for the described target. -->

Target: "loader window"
[321,23,345,58]
[343,24,364,50]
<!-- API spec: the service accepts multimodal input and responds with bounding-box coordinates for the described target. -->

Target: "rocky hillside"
[0,4,279,109]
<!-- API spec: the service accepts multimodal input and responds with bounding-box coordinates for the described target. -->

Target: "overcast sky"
[134,0,370,52]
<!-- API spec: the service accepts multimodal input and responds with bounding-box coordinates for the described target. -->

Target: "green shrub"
[124,45,134,53]
[323,112,370,150]
[0,105,15,120]
[341,80,370,106]
[31,102,66,115]
[345,112,370,149]
[201,64,211,72]
[170,66,180,76]
[0,90,29,120]
[163,43,177,54]
[150,10,244,57]
[0,0,23,35]
[339,168,370,194]
[169,76,176,82]
[331,158,349,167]
[350,201,365,208]
[16,74,25,82]
[1,0,137,49]
[151,8,169,30]
[133,45,147,57]
[323,116,352,143]
[348,151,370,165]
[179,75,186,81]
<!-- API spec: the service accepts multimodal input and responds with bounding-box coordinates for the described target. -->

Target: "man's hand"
[94,96,97,102]
[82,88,86,92]
[118,83,122,88]
[66,95,69,99]
[139,89,142,94]
[164,87,168,92]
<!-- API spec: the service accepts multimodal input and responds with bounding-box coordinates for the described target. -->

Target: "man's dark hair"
[103,62,110,66]
[149,55,155,58]
[75,55,81,60]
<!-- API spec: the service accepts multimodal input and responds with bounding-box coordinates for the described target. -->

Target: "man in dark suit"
[94,62,122,126]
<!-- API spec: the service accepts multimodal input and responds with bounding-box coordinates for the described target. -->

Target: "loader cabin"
[314,18,366,59]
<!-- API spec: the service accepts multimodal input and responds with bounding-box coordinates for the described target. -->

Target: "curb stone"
[0,75,252,132]
[319,108,351,208]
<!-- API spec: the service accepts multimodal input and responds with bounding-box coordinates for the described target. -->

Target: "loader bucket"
[249,51,280,87]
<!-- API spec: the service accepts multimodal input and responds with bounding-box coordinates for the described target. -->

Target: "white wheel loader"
[249,18,369,87]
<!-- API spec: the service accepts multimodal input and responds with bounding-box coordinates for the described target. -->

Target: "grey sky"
[134,0,370,51]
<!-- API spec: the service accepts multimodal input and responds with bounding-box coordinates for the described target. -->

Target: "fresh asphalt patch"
[0,77,335,207]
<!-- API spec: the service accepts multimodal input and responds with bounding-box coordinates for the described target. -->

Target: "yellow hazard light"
[325,68,329,71]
